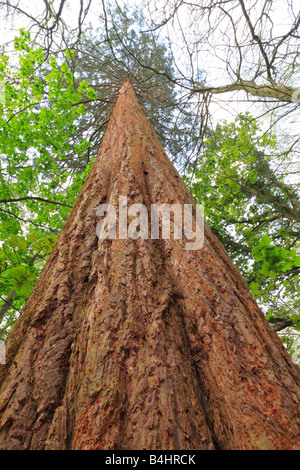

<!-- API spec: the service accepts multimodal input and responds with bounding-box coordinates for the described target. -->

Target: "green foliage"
[0,30,97,336]
[186,113,300,356]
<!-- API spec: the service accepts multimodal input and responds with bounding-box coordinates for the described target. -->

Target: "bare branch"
[0,197,72,208]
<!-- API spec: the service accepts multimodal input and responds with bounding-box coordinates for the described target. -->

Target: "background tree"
[145,0,300,172]
[185,113,300,359]
[0,29,96,335]
[147,0,300,100]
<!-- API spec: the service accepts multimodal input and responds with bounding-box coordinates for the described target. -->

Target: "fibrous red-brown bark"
[0,82,299,450]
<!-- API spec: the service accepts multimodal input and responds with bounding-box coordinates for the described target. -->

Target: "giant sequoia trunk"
[0,82,299,450]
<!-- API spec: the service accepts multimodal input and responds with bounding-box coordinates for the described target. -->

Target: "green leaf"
[26,233,38,243]
[86,87,97,99]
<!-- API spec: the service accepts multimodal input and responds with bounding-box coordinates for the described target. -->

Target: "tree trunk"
[0,82,299,450]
